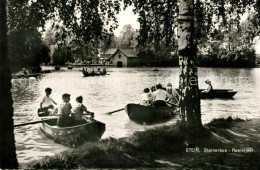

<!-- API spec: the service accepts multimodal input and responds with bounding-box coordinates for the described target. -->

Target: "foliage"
[8,29,50,71]
[99,34,118,53]
[9,0,120,46]
[118,24,137,49]
[197,16,257,68]
[122,0,177,47]
[137,44,178,66]
[52,47,74,66]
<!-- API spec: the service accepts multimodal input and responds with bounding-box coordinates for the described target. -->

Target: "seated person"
[103,68,107,74]
[40,87,57,115]
[82,68,86,74]
[55,93,74,127]
[139,88,153,106]
[22,68,27,75]
[202,80,213,93]
[166,85,180,105]
[97,68,102,74]
[91,69,95,75]
[71,96,94,124]
[150,85,156,92]
[153,84,170,107]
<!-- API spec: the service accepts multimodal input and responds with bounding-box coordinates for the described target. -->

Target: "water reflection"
[12,67,260,164]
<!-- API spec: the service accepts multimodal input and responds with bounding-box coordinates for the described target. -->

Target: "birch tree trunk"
[177,0,202,130]
[0,0,19,168]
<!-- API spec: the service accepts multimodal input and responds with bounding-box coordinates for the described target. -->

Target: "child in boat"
[71,96,94,124]
[140,88,153,106]
[56,93,74,127]
[40,88,57,115]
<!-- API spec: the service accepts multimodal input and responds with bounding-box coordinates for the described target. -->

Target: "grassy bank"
[25,117,260,169]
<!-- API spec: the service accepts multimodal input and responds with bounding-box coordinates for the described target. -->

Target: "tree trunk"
[0,0,19,168]
[177,0,202,130]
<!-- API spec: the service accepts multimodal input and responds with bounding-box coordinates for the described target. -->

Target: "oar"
[105,108,125,115]
[14,117,58,128]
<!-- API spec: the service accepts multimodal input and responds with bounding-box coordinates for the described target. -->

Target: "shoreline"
[24,117,260,169]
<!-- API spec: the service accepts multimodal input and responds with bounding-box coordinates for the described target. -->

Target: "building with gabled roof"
[107,49,147,67]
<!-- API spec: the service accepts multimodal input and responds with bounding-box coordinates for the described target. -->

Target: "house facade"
[108,49,147,67]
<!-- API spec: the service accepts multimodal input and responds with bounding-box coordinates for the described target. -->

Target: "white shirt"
[41,96,53,107]
[153,89,169,101]
[140,93,153,106]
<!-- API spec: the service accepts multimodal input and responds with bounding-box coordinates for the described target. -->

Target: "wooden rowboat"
[38,113,105,147]
[199,89,237,99]
[11,73,41,79]
[125,103,178,124]
[83,72,106,77]
[175,89,237,99]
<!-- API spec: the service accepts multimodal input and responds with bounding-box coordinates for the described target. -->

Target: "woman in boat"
[139,88,153,106]
[71,96,94,124]
[152,84,170,107]
[40,87,57,116]
[166,85,180,105]
[55,93,74,127]
[202,80,213,93]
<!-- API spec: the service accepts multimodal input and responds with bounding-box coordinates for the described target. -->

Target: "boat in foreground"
[199,89,237,99]
[125,103,178,124]
[38,113,105,147]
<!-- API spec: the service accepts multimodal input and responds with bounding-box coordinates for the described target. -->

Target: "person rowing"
[201,79,213,93]
[152,84,170,107]
[40,88,57,116]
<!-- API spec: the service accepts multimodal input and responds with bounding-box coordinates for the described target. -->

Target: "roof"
[101,48,118,55]
[120,49,138,57]
[108,49,138,60]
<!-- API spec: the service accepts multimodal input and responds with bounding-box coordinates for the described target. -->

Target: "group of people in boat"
[140,80,213,107]
[139,83,180,107]
[82,68,106,76]
[40,87,94,127]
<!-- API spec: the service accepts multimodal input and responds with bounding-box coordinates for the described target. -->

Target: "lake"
[12,66,260,163]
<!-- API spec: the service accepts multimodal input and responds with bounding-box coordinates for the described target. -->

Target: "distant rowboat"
[38,113,105,147]
[11,73,40,79]
[125,103,178,124]
[83,72,107,77]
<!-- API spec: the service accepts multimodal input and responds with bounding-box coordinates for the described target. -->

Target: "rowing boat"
[11,73,41,79]
[83,72,106,77]
[38,113,105,147]
[125,103,178,124]
[175,89,237,99]
[199,89,237,99]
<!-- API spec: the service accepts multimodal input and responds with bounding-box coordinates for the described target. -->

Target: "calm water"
[12,67,260,163]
